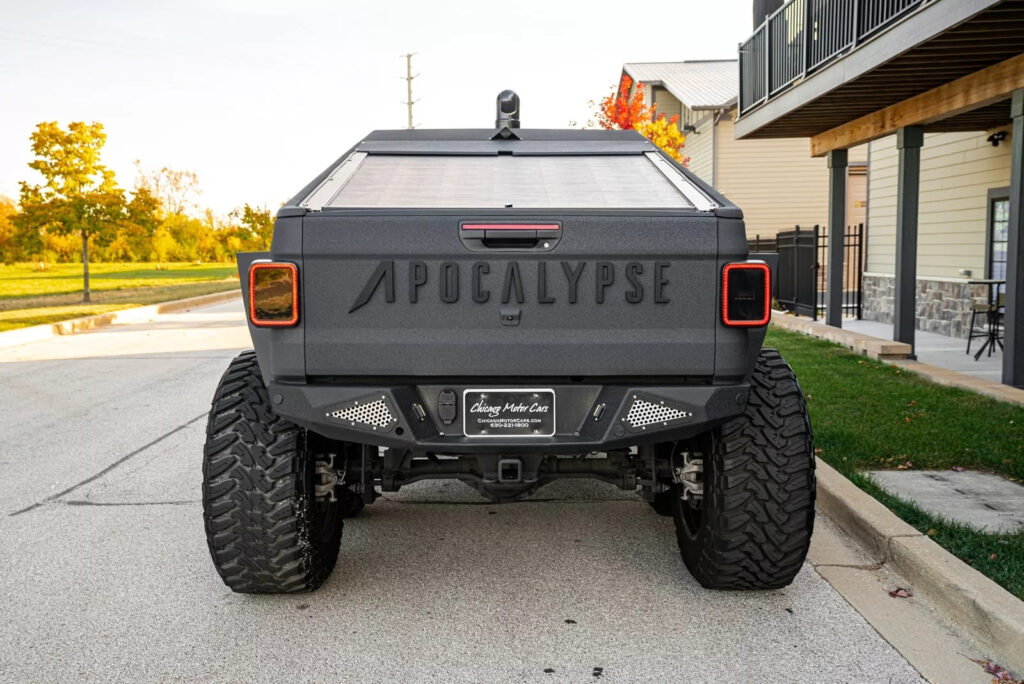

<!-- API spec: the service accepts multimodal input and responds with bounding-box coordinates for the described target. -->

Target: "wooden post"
[826,149,847,327]
[1002,89,1024,387]
[894,126,923,356]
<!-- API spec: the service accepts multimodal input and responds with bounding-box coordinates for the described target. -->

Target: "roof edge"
[622,63,739,110]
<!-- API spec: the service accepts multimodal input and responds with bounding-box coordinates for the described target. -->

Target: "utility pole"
[401,53,419,129]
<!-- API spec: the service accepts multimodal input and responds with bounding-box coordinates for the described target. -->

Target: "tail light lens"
[249,262,299,327]
[722,262,770,327]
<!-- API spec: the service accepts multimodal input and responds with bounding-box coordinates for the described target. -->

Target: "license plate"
[463,389,556,437]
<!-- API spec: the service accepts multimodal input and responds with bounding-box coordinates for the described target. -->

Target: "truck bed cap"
[298,129,721,212]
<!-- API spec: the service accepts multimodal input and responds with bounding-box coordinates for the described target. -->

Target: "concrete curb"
[771,310,912,359]
[888,357,1024,408]
[0,288,241,350]
[815,458,1024,672]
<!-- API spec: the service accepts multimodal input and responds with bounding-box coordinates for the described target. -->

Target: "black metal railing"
[739,0,927,115]
[816,223,865,320]
[748,234,779,253]
[750,223,864,320]
[768,0,806,96]
[740,27,767,111]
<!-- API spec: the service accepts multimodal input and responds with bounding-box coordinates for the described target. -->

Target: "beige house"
[863,130,1012,337]
[622,60,867,240]
[732,0,1023,386]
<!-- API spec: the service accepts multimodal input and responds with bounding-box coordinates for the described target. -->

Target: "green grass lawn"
[765,327,1024,599]
[0,262,239,332]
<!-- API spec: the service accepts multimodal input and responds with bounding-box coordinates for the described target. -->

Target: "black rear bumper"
[268,379,750,453]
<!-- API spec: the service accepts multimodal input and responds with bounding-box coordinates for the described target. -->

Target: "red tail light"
[722,262,770,327]
[249,262,299,327]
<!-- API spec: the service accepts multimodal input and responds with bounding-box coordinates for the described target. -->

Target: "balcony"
[739,0,925,116]
[734,0,1024,141]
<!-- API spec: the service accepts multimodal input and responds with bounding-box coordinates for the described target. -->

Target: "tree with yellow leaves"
[14,121,125,301]
[594,75,689,164]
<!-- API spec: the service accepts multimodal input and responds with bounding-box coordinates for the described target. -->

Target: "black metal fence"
[776,226,820,318]
[749,223,864,320]
[739,0,925,115]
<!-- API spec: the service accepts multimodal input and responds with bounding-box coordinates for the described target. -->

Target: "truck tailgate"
[302,213,718,377]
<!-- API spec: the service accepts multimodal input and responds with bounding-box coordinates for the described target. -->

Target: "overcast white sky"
[0,0,752,214]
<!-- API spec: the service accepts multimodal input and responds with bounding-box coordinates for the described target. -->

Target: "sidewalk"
[843,319,1003,383]
[771,312,1024,407]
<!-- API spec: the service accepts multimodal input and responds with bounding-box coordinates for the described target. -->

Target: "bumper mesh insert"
[625,397,693,430]
[326,396,396,431]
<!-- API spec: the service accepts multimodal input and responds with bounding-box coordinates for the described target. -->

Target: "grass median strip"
[764,327,1024,600]
[0,262,239,332]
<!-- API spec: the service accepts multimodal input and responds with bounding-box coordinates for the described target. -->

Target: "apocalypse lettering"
[348,260,671,313]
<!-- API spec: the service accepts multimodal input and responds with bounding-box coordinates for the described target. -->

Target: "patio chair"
[966,297,997,356]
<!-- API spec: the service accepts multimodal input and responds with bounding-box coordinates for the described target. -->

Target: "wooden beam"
[810,53,1024,157]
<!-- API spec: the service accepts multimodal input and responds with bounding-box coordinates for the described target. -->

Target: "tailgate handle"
[482,231,539,248]
[460,223,560,252]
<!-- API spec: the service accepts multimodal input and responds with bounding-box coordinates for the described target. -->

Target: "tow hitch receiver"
[498,458,523,483]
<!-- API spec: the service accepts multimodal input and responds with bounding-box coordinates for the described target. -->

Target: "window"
[988,193,1010,280]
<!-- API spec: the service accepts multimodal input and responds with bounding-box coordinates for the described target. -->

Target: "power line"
[400,53,419,129]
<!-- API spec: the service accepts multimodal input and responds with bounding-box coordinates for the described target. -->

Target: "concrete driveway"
[0,299,924,682]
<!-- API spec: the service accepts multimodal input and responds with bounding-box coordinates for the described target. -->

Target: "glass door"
[989,197,1009,281]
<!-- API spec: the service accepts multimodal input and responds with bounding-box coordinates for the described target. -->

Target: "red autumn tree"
[595,75,657,130]
[593,75,689,164]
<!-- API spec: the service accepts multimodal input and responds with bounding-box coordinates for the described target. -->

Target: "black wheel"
[337,484,366,518]
[672,348,815,589]
[649,491,675,516]
[202,350,343,593]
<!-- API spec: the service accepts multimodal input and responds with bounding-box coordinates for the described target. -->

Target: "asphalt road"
[0,299,924,682]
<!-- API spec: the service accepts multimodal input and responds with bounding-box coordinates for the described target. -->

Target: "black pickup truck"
[202,93,815,594]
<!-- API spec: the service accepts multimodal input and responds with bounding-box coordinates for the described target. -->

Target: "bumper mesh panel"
[625,398,692,429]
[327,397,395,430]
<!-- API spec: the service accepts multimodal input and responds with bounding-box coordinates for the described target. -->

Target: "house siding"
[652,87,683,122]
[685,116,715,184]
[633,78,868,240]
[716,115,868,239]
[865,129,1012,278]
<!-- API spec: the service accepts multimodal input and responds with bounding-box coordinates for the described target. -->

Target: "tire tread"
[677,348,815,589]
[202,350,341,593]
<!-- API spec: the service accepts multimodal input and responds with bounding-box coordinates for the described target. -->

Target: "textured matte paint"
[252,127,760,449]
[266,379,750,454]
[301,214,721,377]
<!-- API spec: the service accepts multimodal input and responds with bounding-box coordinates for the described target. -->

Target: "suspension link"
[673,451,704,503]
[314,454,345,502]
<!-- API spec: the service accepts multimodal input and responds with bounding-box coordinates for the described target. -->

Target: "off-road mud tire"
[673,348,815,589]
[203,350,343,593]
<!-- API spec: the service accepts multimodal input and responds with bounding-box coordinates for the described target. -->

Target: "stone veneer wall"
[862,274,992,339]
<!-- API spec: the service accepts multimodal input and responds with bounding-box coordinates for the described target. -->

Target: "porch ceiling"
[738,0,1024,138]
[925,99,1013,131]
